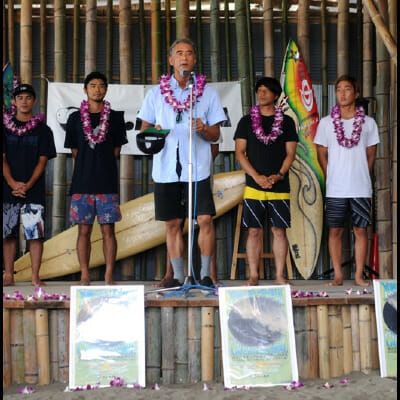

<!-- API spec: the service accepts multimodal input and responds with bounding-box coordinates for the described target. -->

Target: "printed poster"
[219,285,298,387]
[69,286,145,388]
[373,280,397,377]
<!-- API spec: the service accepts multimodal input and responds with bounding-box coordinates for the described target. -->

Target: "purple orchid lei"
[250,100,285,146]
[3,111,45,136]
[159,73,206,114]
[80,100,111,145]
[331,104,365,148]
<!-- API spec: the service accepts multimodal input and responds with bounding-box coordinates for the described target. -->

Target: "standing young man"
[138,38,226,287]
[64,72,128,285]
[234,77,298,286]
[3,84,56,286]
[314,75,379,287]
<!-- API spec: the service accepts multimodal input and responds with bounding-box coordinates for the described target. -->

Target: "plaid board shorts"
[326,197,371,228]
[3,203,45,240]
[69,194,122,225]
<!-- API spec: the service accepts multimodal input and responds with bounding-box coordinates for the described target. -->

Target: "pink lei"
[80,100,111,145]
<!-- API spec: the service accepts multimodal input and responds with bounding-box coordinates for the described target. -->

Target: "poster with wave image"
[219,286,298,387]
[373,280,397,377]
[69,286,145,389]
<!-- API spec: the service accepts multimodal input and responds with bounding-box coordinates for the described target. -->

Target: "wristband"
[278,171,285,180]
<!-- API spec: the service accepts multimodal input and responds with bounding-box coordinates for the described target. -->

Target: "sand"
[3,371,397,400]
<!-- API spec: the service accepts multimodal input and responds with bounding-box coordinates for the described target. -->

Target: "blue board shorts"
[69,194,122,225]
[3,203,45,240]
[326,197,371,228]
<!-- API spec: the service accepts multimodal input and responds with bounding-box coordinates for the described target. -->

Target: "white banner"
[47,81,242,155]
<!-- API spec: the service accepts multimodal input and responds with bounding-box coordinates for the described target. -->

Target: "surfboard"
[13,171,245,282]
[280,39,324,280]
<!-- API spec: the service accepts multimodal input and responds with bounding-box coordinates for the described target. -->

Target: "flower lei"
[3,111,45,136]
[80,100,111,144]
[250,96,287,145]
[159,74,206,119]
[331,104,365,148]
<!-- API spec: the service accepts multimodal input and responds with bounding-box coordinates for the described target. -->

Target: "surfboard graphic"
[14,171,245,282]
[280,39,324,279]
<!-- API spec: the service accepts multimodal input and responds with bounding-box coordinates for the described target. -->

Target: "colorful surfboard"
[3,62,14,112]
[280,39,324,279]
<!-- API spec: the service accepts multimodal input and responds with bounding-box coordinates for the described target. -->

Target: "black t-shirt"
[3,119,57,205]
[64,109,128,194]
[234,113,298,193]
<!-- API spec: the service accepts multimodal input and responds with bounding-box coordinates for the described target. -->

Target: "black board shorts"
[154,178,216,221]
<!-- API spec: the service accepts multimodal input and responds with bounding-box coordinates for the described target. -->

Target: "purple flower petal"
[322,382,334,389]
[339,378,350,384]
[152,383,160,390]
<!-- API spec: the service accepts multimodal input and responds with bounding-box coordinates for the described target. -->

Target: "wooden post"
[294,307,307,377]
[161,307,174,384]
[176,0,189,39]
[328,305,344,378]
[105,0,113,83]
[213,309,222,381]
[307,306,319,378]
[7,0,15,69]
[342,306,353,374]
[3,309,12,387]
[39,0,47,115]
[58,310,69,382]
[20,0,32,83]
[195,0,203,73]
[146,308,161,384]
[224,0,232,81]
[370,307,380,369]
[263,0,274,76]
[297,0,310,69]
[35,309,50,385]
[337,0,350,76]
[359,305,372,374]
[201,307,214,382]
[72,0,80,83]
[85,0,97,74]
[321,0,328,116]
[174,307,188,383]
[10,309,24,384]
[187,307,201,383]
[317,305,330,379]
[49,310,59,382]
[350,304,361,371]
[23,310,38,384]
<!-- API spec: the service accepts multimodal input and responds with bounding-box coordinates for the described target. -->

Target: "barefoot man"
[314,75,379,287]
[3,84,56,287]
[234,77,298,286]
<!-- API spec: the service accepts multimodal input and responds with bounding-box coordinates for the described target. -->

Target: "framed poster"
[219,285,298,387]
[373,280,397,377]
[69,285,145,388]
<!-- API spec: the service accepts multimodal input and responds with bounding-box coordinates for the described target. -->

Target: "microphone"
[180,70,195,78]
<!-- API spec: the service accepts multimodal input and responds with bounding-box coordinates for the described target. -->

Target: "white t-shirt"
[314,114,379,198]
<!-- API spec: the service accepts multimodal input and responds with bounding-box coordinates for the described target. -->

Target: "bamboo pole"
[73,0,79,83]
[224,0,231,81]
[321,0,328,116]
[161,307,175,384]
[235,0,251,115]
[85,0,97,74]
[7,0,14,69]
[3,309,11,387]
[176,0,190,39]
[188,307,201,383]
[359,305,372,374]
[337,0,349,76]
[3,0,7,67]
[342,306,353,375]
[363,5,374,100]
[356,0,363,88]
[174,308,188,383]
[363,0,397,65]
[139,0,146,83]
[281,0,288,57]
[375,0,392,279]
[293,307,307,377]
[151,0,161,84]
[49,310,59,382]
[35,309,50,385]
[119,0,135,280]
[370,307,379,369]
[245,0,255,103]
[307,306,319,378]
[196,0,203,74]
[20,0,32,83]
[213,309,222,381]
[23,310,38,384]
[39,0,47,115]
[263,0,274,76]
[146,308,161,384]
[350,304,360,371]
[328,305,344,378]
[10,310,24,384]
[297,0,310,69]
[165,0,171,76]
[210,0,220,82]
[105,0,112,83]
[201,307,215,382]
[52,0,67,236]
[58,310,69,383]
[317,305,330,379]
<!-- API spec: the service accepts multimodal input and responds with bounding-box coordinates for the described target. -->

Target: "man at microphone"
[138,38,226,287]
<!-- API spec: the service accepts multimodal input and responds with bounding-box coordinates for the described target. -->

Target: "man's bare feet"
[3,274,15,286]
[79,279,90,286]
[153,275,173,288]
[326,278,344,287]
[354,278,372,287]
[245,278,259,286]
[32,280,46,287]
[275,278,291,285]
[105,280,116,285]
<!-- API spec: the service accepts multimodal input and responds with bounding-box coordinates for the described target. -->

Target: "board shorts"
[242,186,291,229]
[326,197,371,228]
[69,194,122,224]
[3,203,45,240]
[154,178,216,221]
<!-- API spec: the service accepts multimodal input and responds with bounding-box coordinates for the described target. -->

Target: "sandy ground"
[3,371,397,400]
